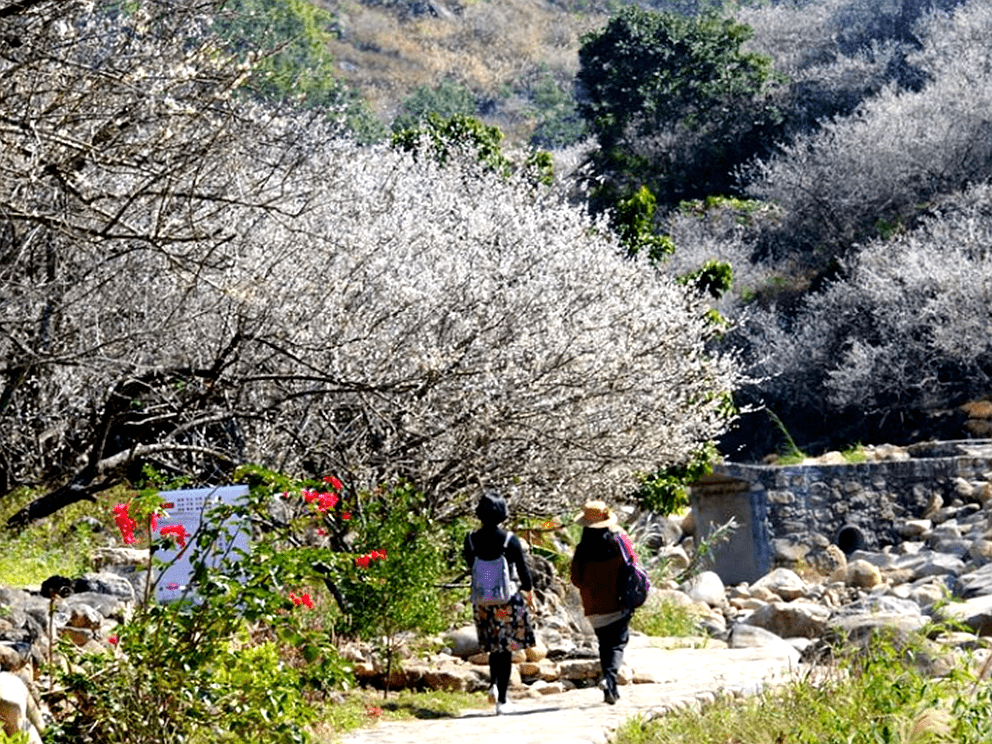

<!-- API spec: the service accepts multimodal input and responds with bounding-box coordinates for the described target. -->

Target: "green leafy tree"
[577,6,782,209]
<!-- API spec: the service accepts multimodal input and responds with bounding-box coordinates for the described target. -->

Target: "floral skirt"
[473,592,535,653]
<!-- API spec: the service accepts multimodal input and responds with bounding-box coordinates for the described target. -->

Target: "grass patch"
[0,486,125,587]
[310,688,487,741]
[842,442,869,463]
[613,634,990,744]
[631,597,705,638]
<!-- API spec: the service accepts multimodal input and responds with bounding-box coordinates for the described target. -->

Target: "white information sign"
[154,485,251,603]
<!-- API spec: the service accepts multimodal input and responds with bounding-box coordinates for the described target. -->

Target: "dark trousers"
[594,615,630,694]
[489,650,512,703]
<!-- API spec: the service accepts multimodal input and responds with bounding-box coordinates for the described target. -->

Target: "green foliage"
[46,473,464,741]
[525,72,589,149]
[677,259,733,299]
[392,80,477,132]
[579,8,775,146]
[0,487,101,587]
[577,6,783,207]
[391,113,554,186]
[392,113,510,173]
[613,186,676,262]
[767,408,807,464]
[50,533,347,743]
[214,0,385,142]
[333,483,450,681]
[842,442,869,463]
[634,443,716,515]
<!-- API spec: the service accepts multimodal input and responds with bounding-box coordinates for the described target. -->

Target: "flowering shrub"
[50,482,361,744]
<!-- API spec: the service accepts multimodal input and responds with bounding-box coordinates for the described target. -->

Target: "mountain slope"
[313,0,610,143]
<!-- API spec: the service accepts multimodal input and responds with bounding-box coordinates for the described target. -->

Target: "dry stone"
[0,672,42,744]
[744,601,832,639]
[845,560,883,589]
[751,568,808,601]
[681,571,726,607]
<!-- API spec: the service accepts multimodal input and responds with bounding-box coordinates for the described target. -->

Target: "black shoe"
[599,679,618,705]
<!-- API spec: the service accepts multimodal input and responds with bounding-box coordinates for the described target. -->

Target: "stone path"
[338,636,804,744]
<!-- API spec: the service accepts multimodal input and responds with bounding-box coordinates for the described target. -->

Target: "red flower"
[113,503,137,545]
[356,549,386,568]
[323,475,343,491]
[315,491,339,512]
[149,513,159,532]
[303,489,318,504]
[316,527,327,536]
[108,635,119,646]
[159,524,188,548]
[342,512,352,521]
[290,592,315,609]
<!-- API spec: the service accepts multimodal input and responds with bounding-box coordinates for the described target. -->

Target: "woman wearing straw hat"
[570,499,636,705]
[463,491,535,715]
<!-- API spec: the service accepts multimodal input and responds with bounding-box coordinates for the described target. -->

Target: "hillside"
[312,0,610,144]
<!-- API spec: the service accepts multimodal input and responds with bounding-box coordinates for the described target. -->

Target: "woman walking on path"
[570,500,638,705]
[463,491,535,715]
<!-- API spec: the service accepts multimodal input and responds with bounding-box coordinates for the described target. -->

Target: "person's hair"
[475,491,508,526]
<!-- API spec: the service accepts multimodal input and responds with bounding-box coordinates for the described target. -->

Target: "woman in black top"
[463,491,535,715]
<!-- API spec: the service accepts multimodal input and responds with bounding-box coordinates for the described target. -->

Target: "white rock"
[0,673,43,744]
[751,568,808,601]
[899,519,932,539]
[744,601,832,639]
[680,571,726,607]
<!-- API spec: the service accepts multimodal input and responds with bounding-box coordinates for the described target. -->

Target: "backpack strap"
[615,532,635,566]
[469,531,512,553]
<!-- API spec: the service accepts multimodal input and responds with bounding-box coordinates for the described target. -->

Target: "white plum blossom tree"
[746,0,992,261]
[0,0,741,524]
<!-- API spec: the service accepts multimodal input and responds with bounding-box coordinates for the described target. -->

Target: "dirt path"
[338,636,803,744]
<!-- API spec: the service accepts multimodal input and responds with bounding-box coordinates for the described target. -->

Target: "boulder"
[0,672,42,744]
[444,625,480,658]
[744,601,832,639]
[681,571,726,607]
[751,568,808,601]
[845,560,883,590]
[728,624,801,665]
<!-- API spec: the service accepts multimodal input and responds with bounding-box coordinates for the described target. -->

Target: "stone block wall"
[691,441,992,583]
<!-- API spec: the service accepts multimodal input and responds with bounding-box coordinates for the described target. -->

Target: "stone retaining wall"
[690,441,992,584]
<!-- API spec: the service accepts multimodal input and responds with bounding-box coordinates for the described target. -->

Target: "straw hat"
[574,500,618,529]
